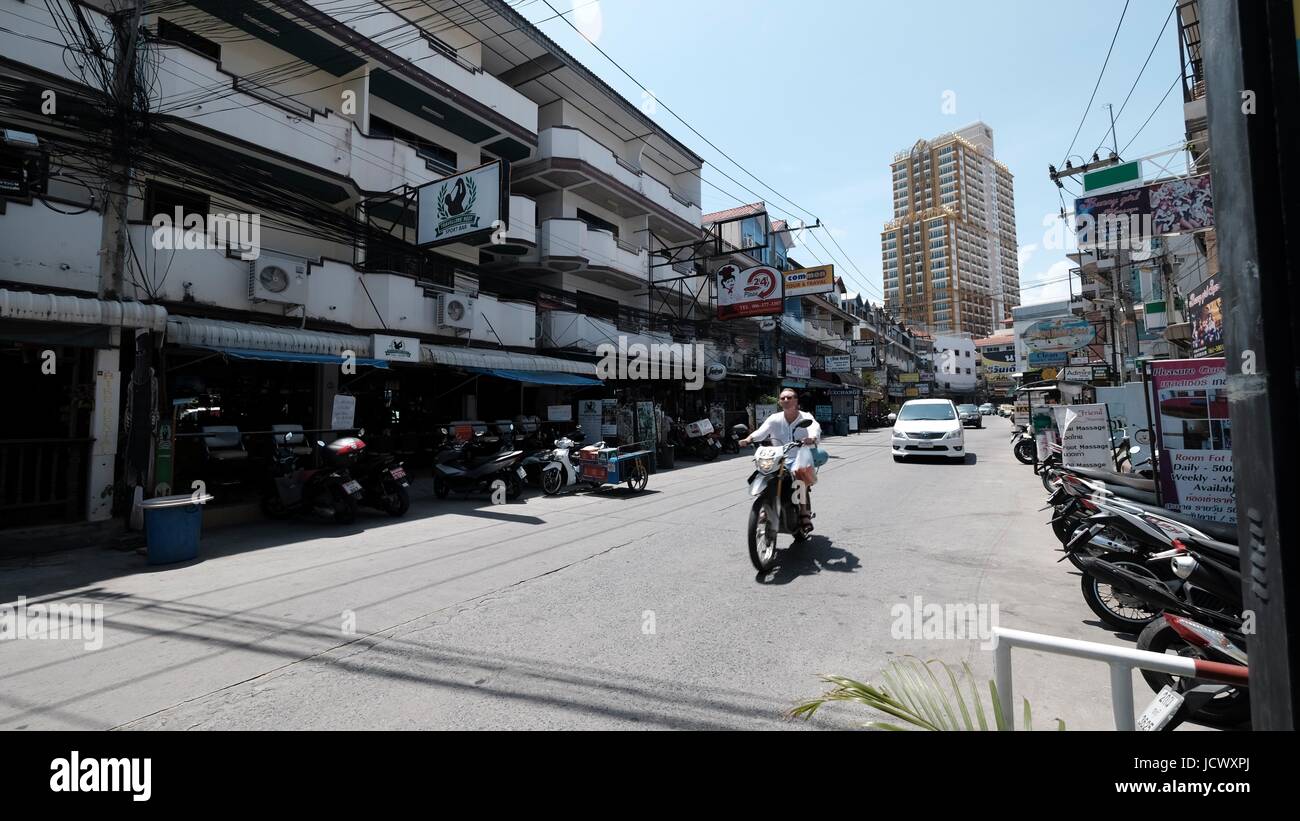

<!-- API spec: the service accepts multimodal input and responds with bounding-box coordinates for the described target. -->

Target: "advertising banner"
[824,355,851,372]
[1186,274,1224,358]
[417,161,506,248]
[850,342,876,367]
[785,353,811,378]
[1149,358,1235,524]
[783,264,835,297]
[579,399,603,440]
[717,264,784,319]
[1074,174,1215,249]
[1051,403,1113,470]
[898,371,920,383]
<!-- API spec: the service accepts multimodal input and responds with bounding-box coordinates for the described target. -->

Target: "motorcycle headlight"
[756,453,778,473]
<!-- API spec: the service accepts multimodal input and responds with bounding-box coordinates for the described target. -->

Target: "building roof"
[701,202,765,225]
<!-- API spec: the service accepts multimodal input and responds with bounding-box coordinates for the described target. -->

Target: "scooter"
[432,429,527,500]
[721,423,748,454]
[745,418,817,572]
[261,433,363,524]
[540,435,585,495]
[341,431,410,517]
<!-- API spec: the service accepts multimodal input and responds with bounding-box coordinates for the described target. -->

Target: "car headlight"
[756,453,778,473]
[892,428,904,438]
[945,429,963,439]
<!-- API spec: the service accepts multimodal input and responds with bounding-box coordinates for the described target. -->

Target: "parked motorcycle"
[261,433,363,524]
[745,418,816,572]
[721,423,748,454]
[432,429,527,500]
[340,433,410,517]
[671,419,721,461]
[1010,423,1035,464]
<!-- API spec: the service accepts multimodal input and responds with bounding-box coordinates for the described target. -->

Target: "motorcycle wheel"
[700,443,719,462]
[1040,467,1061,494]
[1080,559,1162,632]
[1052,509,1082,545]
[505,473,523,500]
[541,470,564,496]
[383,483,410,517]
[748,499,778,573]
[333,493,358,525]
[260,494,291,520]
[625,459,648,493]
[1013,439,1036,464]
[1137,619,1251,726]
[433,476,450,500]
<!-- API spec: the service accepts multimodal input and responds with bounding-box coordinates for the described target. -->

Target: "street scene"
[0,0,1295,747]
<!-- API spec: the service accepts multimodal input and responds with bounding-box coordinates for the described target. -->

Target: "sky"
[516,0,1189,309]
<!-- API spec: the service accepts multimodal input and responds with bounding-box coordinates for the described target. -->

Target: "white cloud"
[1020,259,1073,306]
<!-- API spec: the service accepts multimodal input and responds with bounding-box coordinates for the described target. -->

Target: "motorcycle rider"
[739,387,821,535]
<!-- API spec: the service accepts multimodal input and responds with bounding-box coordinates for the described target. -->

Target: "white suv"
[891,399,966,462]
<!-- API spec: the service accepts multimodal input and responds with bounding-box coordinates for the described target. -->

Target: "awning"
[2,288,168,332]
[167,316,374,358]
[464,367,601,386]
[423,343,598,375]
[202,346,388,368]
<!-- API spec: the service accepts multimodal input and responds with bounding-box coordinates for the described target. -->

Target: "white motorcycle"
[745,418,817,572]
[540,436,584,495]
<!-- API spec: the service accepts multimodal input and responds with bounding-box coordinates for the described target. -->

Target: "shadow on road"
[755,535,861,585]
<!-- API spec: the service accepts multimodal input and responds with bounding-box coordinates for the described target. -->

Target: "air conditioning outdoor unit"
[437,293,476,330]
[249,252,309,305]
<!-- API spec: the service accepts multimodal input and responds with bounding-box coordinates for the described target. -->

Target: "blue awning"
[465,367,602,386]
[206,347,389,368]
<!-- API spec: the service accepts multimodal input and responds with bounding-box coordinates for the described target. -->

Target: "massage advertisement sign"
[1149,358,1236,524]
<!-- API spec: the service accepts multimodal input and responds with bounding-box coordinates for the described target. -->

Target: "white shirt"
[750,410,821,447]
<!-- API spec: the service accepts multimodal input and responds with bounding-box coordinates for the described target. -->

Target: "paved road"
[0,422,1151,730]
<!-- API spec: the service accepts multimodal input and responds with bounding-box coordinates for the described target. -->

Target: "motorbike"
[721,423,748,454]
[341,432,410,517]
[261,432,364,524]
[672,419,721,461]
[1010,423,1035,464]
[432,428,527,500]
[745,418,817,572]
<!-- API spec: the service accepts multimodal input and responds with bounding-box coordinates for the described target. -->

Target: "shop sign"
[371,334,420,362]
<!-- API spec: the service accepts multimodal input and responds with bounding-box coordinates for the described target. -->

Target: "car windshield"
[898,403,956,421]
[958,405,978,413]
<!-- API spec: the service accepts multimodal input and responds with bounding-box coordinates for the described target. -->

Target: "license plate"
[516,467,527,479]
[1136,685,1184,731]
[390,467,406,480]
[712,440,721,448]
[916,442,934,449]
[342,480,362,495]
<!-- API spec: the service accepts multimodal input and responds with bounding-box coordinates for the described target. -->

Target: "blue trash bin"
[140,494,212,565]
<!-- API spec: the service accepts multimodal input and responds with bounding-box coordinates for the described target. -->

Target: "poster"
[717,264,784,319]
[785,353,811,379]
[1187,275,1224,358]
[547,404,572,422]
[635,401,656,450]
[1149,358,1235,524]
[578,399,603,443]
[601,398,619,438]
[1074,174,1214,249]
[331,394,356,430]
[815,405,833,422]
[824,355,851,372]
[850,342,876,367]
[1051,403,1113,470]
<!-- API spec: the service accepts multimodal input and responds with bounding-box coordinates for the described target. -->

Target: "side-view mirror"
[795,418,813,429]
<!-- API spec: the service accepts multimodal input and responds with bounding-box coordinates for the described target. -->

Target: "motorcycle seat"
[1103,497,1239,545]
[1064,465,1156,493]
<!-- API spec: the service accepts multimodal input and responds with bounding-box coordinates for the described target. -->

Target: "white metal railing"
[992,627,1248,731]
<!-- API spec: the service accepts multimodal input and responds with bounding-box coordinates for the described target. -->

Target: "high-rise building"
[881,122,1019,337]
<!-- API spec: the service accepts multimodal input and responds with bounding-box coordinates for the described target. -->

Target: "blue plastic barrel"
[140,494,212,565]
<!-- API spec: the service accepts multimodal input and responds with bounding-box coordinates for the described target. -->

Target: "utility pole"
[98,0,144,300]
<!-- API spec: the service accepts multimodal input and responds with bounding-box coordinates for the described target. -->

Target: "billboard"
[1074,174,1215,250]
[1186,275,1224,358]
[785,353,811,378]
[850,342,876,367]
[783,264,835,297]
[1149,358,1235,524]
[824,355,851,372]
[417,161,506,248]
[898,371,920,383]
[717,264,784,319]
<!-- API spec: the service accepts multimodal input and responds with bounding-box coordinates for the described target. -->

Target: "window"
[369,116,458,176]
[158,18,221,62]
[144,179,209,220]
[965,368,972,375]
[576,209,619,239]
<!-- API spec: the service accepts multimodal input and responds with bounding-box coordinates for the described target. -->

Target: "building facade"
[882,122,1019,338]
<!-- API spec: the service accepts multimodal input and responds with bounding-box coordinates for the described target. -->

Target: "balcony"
[513,128,701,242]
[536,219,648,285]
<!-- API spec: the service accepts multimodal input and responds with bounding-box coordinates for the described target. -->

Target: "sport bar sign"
[417,161,507,248]
[717,264,784,319]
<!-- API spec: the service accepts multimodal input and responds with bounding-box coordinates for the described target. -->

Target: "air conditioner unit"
[249,252,309,305]
[437,293,476,330]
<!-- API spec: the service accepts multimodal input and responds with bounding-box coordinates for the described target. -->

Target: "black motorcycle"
[261,433,363,524]
[432,429,527,500]
[341,433,410,517]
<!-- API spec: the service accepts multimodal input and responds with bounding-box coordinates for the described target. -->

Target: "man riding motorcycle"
[739,387,821,535]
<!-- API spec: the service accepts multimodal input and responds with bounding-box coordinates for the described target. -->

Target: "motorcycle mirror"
[795,418,813,429]
[316,440,326,448]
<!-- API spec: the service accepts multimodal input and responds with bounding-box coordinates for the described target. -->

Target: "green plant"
[756,394,779,405]
[787,657,1065,731]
